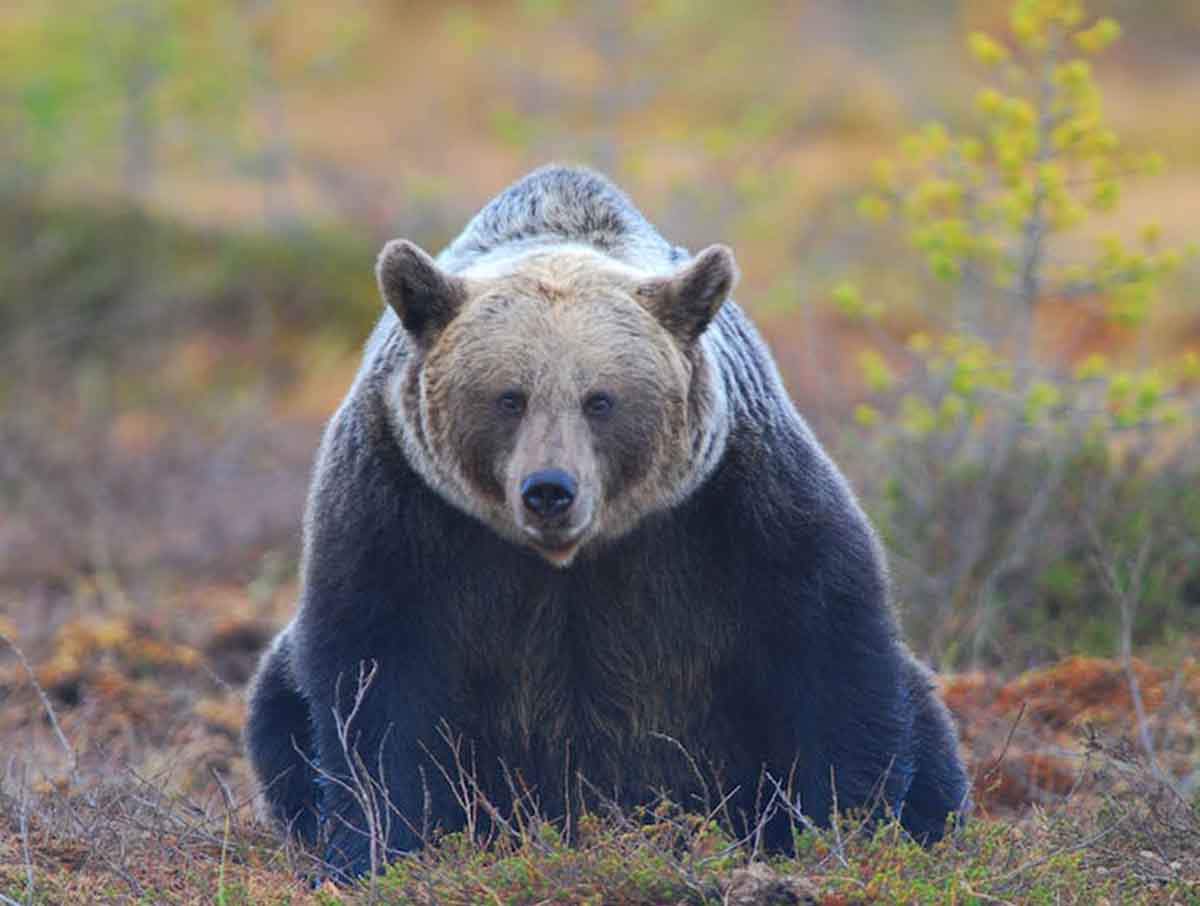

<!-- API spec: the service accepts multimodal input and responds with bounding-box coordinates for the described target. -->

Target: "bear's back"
[439,165,685,275]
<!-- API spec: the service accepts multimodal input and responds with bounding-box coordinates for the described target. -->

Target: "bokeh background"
[2,1,1199,900]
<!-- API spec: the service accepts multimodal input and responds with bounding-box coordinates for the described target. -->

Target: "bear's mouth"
[523,526,587,567]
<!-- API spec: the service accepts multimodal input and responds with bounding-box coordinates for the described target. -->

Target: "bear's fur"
[244,166,970,879]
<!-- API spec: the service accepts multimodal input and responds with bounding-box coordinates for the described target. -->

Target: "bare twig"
[0,635,78,781]
[1088,526,1176,792]
[17,764,36,906]
[980,702,1028,790]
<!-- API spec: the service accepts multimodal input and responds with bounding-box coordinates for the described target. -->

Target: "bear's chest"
[443,563,734,754]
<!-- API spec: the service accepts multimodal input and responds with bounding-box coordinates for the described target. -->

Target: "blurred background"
[1,0,1199,842]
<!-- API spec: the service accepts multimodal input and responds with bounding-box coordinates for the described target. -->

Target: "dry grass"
[1,593,1197,904]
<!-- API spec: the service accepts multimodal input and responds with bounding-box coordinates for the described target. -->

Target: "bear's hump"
[440,165,684,275]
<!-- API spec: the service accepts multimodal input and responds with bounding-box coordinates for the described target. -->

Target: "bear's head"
[377,240,737,567]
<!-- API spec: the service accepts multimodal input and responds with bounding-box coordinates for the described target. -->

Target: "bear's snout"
[520,469,577,519]
[512,465,593,566]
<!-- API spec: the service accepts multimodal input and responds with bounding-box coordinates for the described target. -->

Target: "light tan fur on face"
[383,246,733,566]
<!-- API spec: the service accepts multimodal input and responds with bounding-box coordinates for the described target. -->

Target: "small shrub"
[833,0,1200,669]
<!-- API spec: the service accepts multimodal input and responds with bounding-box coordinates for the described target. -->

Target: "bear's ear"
[637,245,739,345]
[376,239,468,344]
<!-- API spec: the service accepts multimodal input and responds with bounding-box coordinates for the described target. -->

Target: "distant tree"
[3,0,246,197]
[2,0,364,223]
[833,0,1199,666]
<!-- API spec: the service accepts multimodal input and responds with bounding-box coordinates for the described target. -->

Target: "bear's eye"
[496,390,527,417]
[583,391,615,418]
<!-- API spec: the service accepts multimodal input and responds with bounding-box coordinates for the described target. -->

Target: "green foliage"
[1,0,365,203]
[317,796,1199,905]
[368,804,741,905]
[852,5,1184,348]
[0,194,380,385]
[3,1,247,189]
[832,0,1200,667]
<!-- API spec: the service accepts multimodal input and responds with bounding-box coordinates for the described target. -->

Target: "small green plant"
[833,0,1200,667]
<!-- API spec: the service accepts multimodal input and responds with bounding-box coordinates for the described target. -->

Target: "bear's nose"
[520,469,577,518]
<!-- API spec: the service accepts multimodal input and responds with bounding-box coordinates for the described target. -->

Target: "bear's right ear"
[376,239,468,344]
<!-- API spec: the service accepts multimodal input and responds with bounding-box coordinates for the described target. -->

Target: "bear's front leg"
[728,589,921,842]
[305,658,462,882]
[244,625,321,845]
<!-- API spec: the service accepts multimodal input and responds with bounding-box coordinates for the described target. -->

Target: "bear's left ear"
[376,239,468,345]
[637,245,739,346]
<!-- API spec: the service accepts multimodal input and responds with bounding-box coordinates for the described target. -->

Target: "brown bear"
[244,165,970,880]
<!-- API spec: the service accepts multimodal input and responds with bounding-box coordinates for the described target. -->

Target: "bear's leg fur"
[897,657,971,842]
[302,653,468,881]
[244,626,320,846]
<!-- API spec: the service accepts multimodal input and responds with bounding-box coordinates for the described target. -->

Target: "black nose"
[520,469,577,518]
